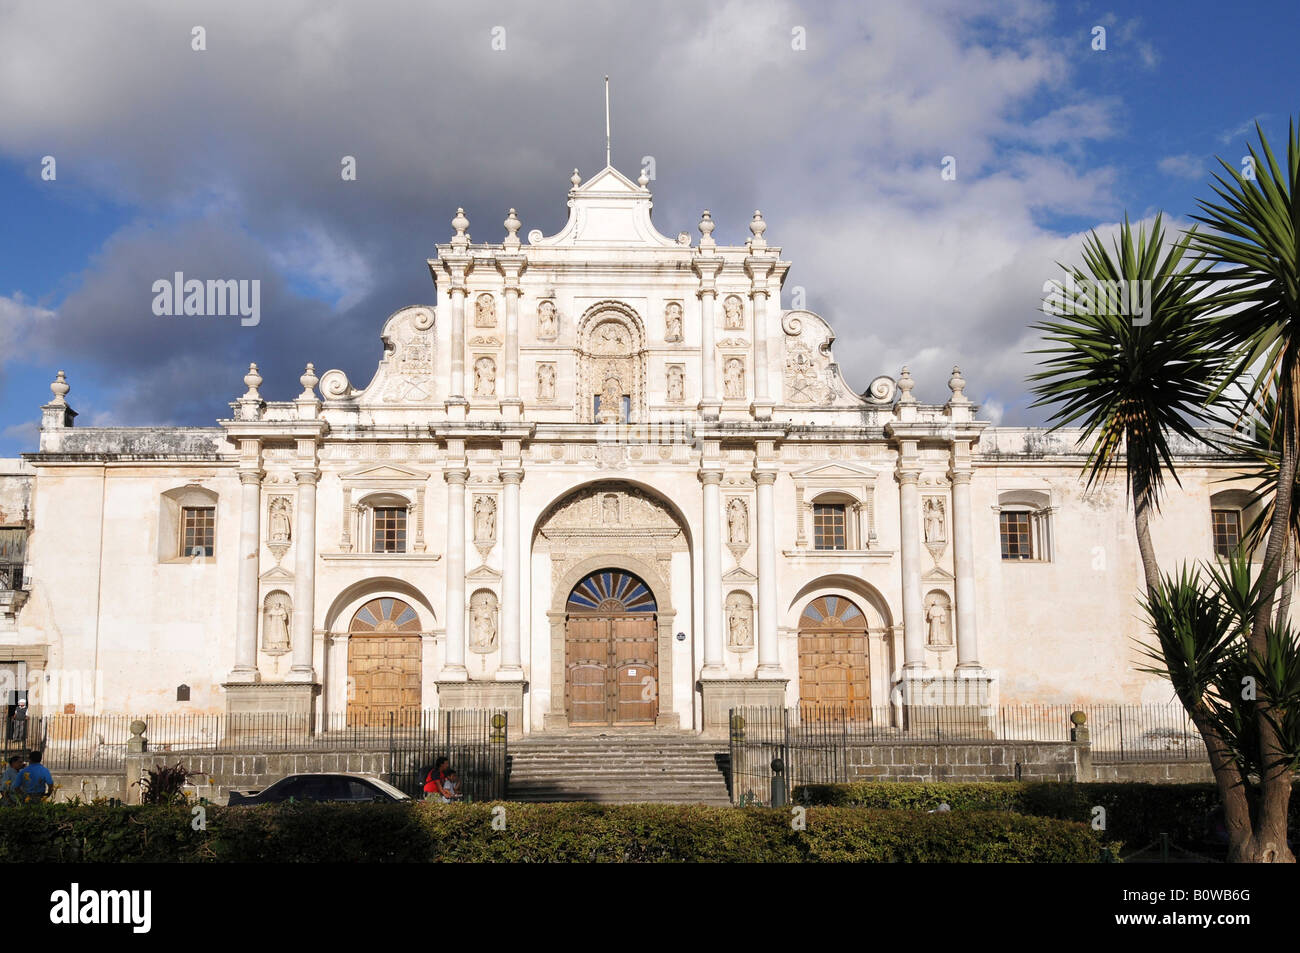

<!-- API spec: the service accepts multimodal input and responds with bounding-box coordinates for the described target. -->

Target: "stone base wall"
[1091,760,1215,783]
[841,741,1083,782]
[125,749,392,804]
[51,771,128,803]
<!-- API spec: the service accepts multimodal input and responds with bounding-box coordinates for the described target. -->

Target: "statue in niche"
[724,358,745,399]
[664,302,683,342]
[602,494,619,524]
[727,498,749,546]
[667,365,684,403]
[269,497,291,543]
[599,375,624,422]
[470,591,497,650]
[475,294,496,327]
[262,595,291,654]
[538,300,557,337]
[474,496,496,542]
[474,356,496,397]
[926,597,951,647]
[723,295,744,330]
[924,498,946,544]
[727,594,753,649]
[537,363,556,400]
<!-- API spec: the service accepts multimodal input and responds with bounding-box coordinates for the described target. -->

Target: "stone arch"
[575,300,647,423]
[787,575,895,717]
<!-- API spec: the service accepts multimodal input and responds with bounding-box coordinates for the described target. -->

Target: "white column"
[755,470,780,674]
[442,468,469,678]
[449,286,466,400]
[289,471,317,682]
[498,468,524,679]
[700,470,725,676]
[751,287,770,406]
[898,469,924,671]
[699,288,718,413]
[230,469,263,681]
[951,471,981,669]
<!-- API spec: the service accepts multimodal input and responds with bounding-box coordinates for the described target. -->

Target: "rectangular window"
[181,507,215,558]
[813,504,847,551]
[1212,509,1241,557]
[1000,511,1033,560]
[372,507,407,553]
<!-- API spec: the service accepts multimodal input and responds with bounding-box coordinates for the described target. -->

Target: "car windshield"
[358,776,411,800]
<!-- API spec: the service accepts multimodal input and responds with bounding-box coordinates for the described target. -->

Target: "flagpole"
[604,75,611,168]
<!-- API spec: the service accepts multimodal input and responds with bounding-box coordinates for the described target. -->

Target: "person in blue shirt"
[14,750,53,803]
[0,754,24,806]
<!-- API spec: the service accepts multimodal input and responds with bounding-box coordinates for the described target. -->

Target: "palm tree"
[1192,119,1300,862]
[1029,214,1221,593]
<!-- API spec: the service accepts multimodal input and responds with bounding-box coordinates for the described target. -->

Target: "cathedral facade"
[0,164,1257,734]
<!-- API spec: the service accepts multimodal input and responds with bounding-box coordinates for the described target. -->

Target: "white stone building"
[0,164,1264,734]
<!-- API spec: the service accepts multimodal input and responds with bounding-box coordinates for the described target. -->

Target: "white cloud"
[1157,154,1205,180]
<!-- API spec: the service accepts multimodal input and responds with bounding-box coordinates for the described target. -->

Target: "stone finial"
[242,363,263,400]
[947,365,969,404]
[49,370,70,405]
[897,366,916,403]
[699,210,716,250]
[503,208,521,249]
[638,168,650,188]
[450,208,470,248]
[570,168,582,188]
[299,363,319,400]
[748,210,767,249]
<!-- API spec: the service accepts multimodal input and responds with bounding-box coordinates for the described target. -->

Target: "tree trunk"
[1275,533,1294,631]
[1133,488,1162,595]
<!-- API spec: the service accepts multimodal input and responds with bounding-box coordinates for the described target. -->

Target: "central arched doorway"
[565,570,659,726]
[798,595,871,715]
[347,597,422,726]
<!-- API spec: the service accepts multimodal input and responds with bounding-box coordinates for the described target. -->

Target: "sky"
[0,0,1296,455]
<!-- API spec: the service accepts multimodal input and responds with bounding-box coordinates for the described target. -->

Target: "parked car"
[226,773,411,806]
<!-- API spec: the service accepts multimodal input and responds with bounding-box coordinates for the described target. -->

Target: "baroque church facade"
[0,164,1260,734]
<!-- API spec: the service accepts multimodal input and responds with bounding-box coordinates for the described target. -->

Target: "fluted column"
[289,472,318,682]
[755,470,780,674]
[951,470,981,669]
[897,469,924,671]
[442,468,469,678]
[699,288,718,414]
[449,285,466,400]
[498,468,524,679]
[499,249,525,420]
[700,470,725,676]
[751,285,770,405]
[230,469,263,681]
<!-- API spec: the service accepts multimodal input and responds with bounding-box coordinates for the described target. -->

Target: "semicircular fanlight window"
[350,597,422,633]
[566,570,657,613]
[800,595,866,629]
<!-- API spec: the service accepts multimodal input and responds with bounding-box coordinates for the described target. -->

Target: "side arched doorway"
[347,597,422,726]
[565,570,658,726]
[798,595,871,715]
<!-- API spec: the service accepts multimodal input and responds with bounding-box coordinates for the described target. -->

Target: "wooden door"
[347,597,423,727]
[565,614,659,726]
[798,596,870,715]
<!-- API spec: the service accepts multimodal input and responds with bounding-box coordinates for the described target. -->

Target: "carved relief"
[664,301,683,342]
[380,315,437,403]
[723,295,745,330]
[666,364,685,403]
[537,363,557,401]
[723,357,745,399]
[469,590,498,653]
[785,341,834,404]
[577,304,646,423]
[537,300,558,339]
[727,592,754,652]
[475,293,497,327]
[473,356,497,397]
[262,591,292,656]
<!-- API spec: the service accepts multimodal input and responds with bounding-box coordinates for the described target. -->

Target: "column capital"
[444,468,470,485]
[896,469,920,486]
[752,470,778,486]
[238,469,265,486]
[698,470,723,486]
[948,469,973,486]
[293,470,320,486]
[499,469,525,485]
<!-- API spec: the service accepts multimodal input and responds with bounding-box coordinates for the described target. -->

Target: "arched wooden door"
[798,595,871,715]
[565,570,658,727]
[347,597,422,727]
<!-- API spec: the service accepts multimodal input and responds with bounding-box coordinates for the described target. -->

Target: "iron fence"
[729,703,1207,805]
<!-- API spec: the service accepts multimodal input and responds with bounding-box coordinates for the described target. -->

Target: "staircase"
[505,730,732,805]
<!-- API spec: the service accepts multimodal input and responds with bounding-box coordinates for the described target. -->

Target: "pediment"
[528,165,679,250]
[339,464,432,482]
[792,463,877,481]
[923,566,955,583]
[723,567,758,584]
[467,565,501,582]
[259,566,293,584]
[576,165,644,195]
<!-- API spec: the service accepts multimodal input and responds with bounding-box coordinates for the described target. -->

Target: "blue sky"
[0,0,1296,455]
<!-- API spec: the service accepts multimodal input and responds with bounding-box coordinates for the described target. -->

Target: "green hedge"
[0,802,1104,863]
[793,781,1300,847]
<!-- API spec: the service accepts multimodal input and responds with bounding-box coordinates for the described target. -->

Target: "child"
[441,768,462,801]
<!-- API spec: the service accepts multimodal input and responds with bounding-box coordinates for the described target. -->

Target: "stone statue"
[727,498,748,546]
[924,498,946,543]
[665,302,683,342]
[729,610,752,648]
[474,496,496,542]
[470,591,497,650]
[269,498,291,543]
[537,363,556,400]
[602,494,619,524]
[474,356,496,397]
[599,375,623,421]
[724,358,745,399]
[475,294,496,327]
[723,295,744,330]
[538,300,557,338]
[727,593,753,649]
[667,365,684,403]
[263,596,291,653]
[926,598,950,646]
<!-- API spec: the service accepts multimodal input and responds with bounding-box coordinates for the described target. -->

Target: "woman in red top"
[423,756,449,800]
